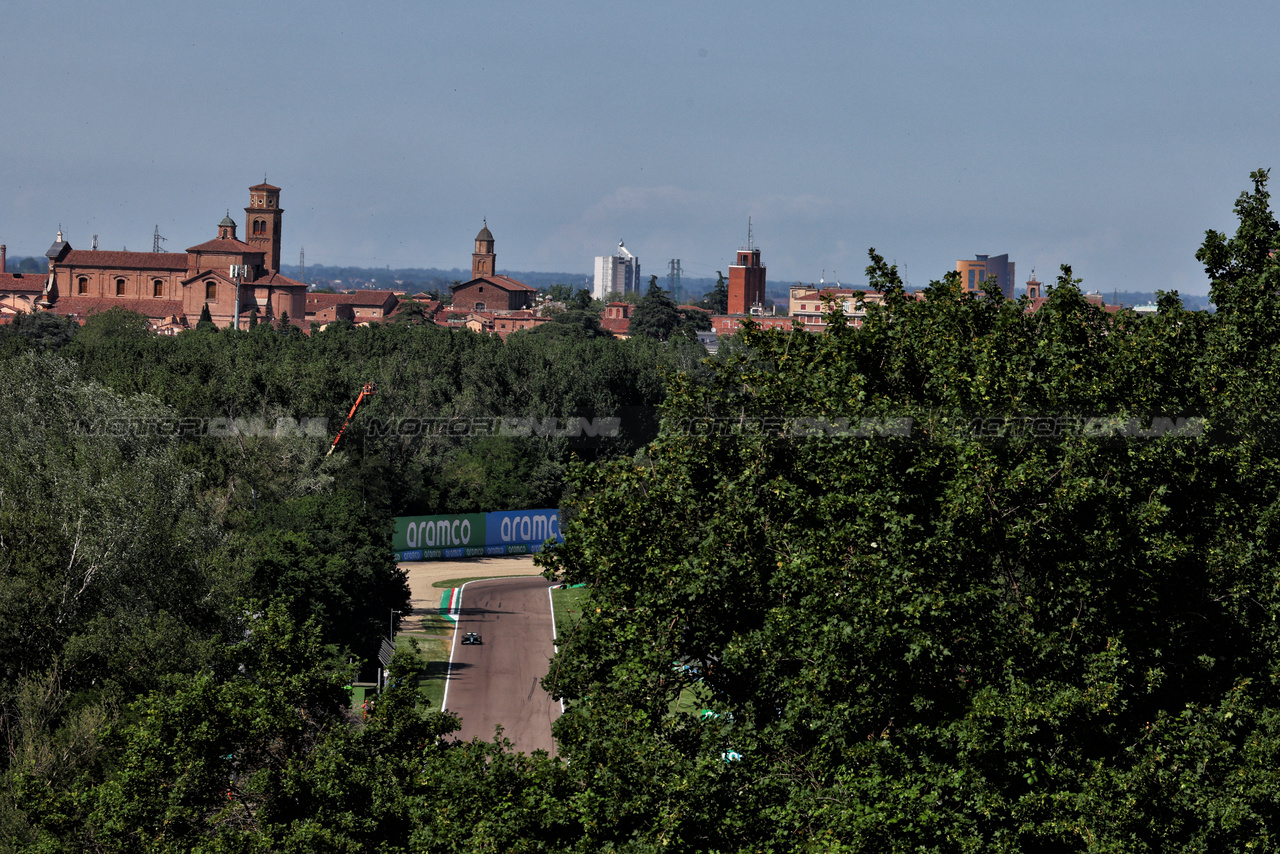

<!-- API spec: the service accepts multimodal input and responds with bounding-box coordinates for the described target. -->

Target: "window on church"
[475,302,485,311]
[77,277,88,295]
[206,281,216,300]
[153,279,163,298]
[115,278,126,296]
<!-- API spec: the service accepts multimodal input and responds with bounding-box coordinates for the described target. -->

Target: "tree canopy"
[11,172,1280,851]
[538,172,1280,850]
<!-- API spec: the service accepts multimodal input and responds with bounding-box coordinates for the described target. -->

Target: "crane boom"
[327,382,377,456]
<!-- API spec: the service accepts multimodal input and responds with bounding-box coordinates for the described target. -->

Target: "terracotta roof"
[250,182,281,192]
[0,272,46,293]
[252,271,306,288]
[305,290,398,309]
[600,316,630,335]
[44,297,186,321]
[61,250,188,271]
[450,274,536,293]
[186,237,257,253]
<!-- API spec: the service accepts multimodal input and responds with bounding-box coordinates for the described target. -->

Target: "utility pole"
[153,225,167,253]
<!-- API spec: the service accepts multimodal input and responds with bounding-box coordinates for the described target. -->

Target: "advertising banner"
[394,508,562,561]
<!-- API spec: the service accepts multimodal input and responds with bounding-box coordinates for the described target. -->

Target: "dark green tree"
[627,277,681,341]
[698,271,729,314]
[196,302,215,330]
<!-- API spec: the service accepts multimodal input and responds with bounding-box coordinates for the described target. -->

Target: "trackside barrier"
[393,508,564,561]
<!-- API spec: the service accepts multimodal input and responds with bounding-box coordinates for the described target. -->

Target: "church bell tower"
[245,182,283,272]
[472,220,495,279]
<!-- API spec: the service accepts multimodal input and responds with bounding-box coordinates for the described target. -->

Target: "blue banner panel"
[484,509,563,548]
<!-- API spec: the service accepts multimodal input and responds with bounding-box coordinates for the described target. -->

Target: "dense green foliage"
[0,310,693,851]
[540,172,1280,850]
[6,172,1280,851]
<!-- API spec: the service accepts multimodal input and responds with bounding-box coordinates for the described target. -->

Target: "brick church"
[448,221,536,312]
[1,182,307,332]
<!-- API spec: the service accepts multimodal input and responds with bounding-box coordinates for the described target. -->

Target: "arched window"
[474,302,485,311]
[153,279,163,298]
[115,278,126,296]
[253,219,266,236]
[206,281,217,300]
[77,277,88,295]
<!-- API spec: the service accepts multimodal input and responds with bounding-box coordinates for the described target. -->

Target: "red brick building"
[448,223,536,312]
[7,183,308,331]
[304,290,400,326]
[0,244,45,319]
[599,301,634,337]
[728,246,766,315]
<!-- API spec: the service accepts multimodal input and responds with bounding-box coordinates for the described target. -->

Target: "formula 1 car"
[461,632,482,645]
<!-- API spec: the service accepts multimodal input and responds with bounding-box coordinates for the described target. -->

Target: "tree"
[677,305,712,337]
[698,271,729,314]
[196,302,216,331]
[0,310,77,352]
[627,277,681,341]
[539,181,1280,850]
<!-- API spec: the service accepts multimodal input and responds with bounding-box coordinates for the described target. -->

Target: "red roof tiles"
[450,274,536,294]
[0,272,46,293]
[305,290,399,309]
[61,250,188,271]
[185,238,257,253]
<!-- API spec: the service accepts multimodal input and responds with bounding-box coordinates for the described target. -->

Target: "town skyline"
[5,1,1280,296]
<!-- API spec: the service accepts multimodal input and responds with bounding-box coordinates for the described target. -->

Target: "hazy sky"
[3,0,1278,294]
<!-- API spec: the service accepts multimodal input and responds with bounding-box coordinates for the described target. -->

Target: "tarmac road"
[443,576,561,755]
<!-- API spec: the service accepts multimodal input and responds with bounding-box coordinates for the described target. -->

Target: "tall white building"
[593,240,641,300]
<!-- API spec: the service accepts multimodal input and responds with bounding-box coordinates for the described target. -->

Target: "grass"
[395,632,454,710]
[550,585,590,646]
[430,574,536,589]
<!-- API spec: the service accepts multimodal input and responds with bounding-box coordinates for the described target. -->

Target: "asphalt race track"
[444,576,561,755]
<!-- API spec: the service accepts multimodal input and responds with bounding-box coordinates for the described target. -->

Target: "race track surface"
[444,576,561,755]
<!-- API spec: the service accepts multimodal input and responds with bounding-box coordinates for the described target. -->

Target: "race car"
[461,632,482,645]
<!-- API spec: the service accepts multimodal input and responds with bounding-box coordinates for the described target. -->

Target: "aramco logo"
[498,512,558,544]
[405,518,474,549]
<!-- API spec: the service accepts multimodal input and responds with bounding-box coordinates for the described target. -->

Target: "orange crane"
[327,382,377,456]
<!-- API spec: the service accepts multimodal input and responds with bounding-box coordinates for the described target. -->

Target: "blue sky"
[3,0,1277,294]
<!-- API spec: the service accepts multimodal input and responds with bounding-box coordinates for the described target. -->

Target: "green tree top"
[627,277,681,341]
